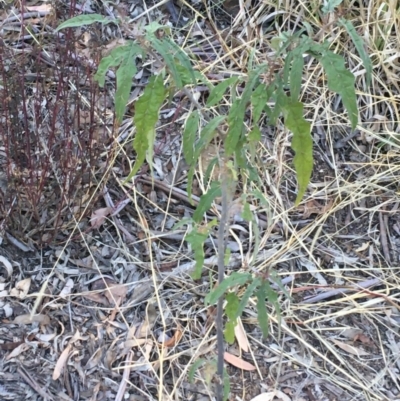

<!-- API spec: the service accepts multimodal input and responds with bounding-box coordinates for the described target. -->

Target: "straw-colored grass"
[1,0,400,400]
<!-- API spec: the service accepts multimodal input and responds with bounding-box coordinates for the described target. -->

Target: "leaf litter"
[0,0,400,400]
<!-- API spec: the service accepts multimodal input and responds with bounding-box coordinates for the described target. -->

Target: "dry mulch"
[1,0,400,400]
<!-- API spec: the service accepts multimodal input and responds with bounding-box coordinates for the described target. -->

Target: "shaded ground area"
[1,0,400,400]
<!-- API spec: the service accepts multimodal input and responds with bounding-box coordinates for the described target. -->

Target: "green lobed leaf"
[205,272,252,305]
[224,292,240,344]
[144,21,171,35]
[203,157,218,184]
[194,70,211,86]
[55,14,115,31]
[188,358,206,383]
[282,100,312,205]
[94,42,145,88]
[163,37,197,85]
[289,51,304,100]
[193,115,226,161]
[303,21,314,37]
[223,368,231,401]
[270,37,283,52]
[186,228,209,279]
[263,104,272,118]
[264,280,278,304]
[226,65,268,156]
[268,82,287,124]
[186,164,196,205]
[225,292,239,320]
[251,189,270,208]
[193,181,222,223]
[248,126,261,142]
[319,51,358,129]
[234,142,247,169]
[283,50,294,86]
[248,126,261,163]
[251,83,274,123]
[172,217,192,230]
[187,116,225,200]
[115,60,137,124]
[339,18,372,87]
[224,320,236,344]
[183,110,200,165]
[225,99,245,156]
[175,63,196,87]
[127,75,166,180]
[321,0,343,14]
[285,39,312,88]
[246,164,260,183]
[241,202,252,222]
[241,64,269,102]
[235,277,262,319]
[256,283,269,338]
[207,77,239,107]
[269,270,291,299]
[146,83,167,174]
[265,280,281,326]
[149,36,183,88]
[94,46,130,87]
[308,40,330,55]
[224,248,231,266]
[250,217,260,265]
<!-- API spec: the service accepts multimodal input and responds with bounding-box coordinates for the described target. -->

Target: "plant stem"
[216,170,230,401]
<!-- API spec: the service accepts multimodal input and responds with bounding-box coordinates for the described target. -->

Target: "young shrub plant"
[57,10,369,400]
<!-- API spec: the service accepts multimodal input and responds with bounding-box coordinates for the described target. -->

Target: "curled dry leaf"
[10,278,31,299]
[299,198,334,219]
[53,343,72,380]
[250,390,292,401]
[162,329,183,347]
[353,333,374,346]
[355,242,369,253]
[70,256,94,268]
[123,338,148,349]
[331,339,369,356]
[85,347,104,370]
[85,278,128,305]
[104,283,128,305]
[59,278,74,298]
[88,382,101,401]
[82,291,109,305]
[5,343,30,360]
[13,313,50,326]
[131,341,153,372]
[36,333,57,342]
[223,352,256,371]
[3,302,12,317]
[53,330,85,380]
[90,207,112,229]
[341,328,363,340]
[234,317,249,352]
[136,303,157,338]
[26,4,53,12]
[0,255,13,277]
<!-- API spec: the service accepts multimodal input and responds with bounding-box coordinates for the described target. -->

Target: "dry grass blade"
[0,0,400,400]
